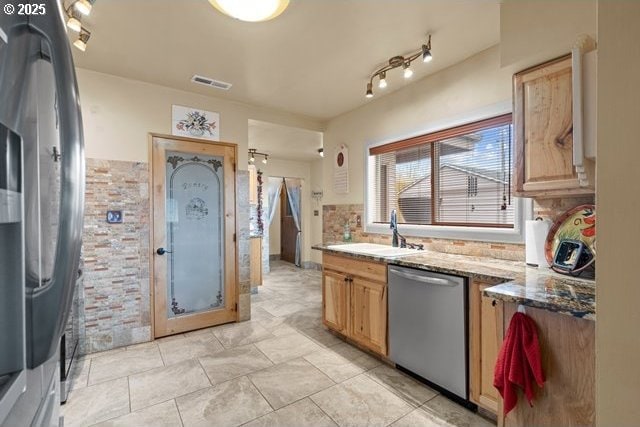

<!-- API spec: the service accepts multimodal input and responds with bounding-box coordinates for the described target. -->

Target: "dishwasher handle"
[389,267,459,287]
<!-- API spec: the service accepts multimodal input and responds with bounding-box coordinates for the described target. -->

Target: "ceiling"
[248,119,323,161]
[74,0,500,121]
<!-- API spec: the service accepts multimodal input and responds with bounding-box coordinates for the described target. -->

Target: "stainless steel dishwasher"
[388,265,469,402]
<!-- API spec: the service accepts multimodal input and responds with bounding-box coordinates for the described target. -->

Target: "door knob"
[156,247,172,255]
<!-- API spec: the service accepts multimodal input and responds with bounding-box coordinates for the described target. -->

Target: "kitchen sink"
[327,243,421,258]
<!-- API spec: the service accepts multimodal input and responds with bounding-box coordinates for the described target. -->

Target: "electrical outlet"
[314,210,319,216]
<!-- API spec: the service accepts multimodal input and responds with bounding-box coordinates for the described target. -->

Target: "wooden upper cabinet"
[322,269,349,334]
[513,53,595,197]
[350,277,387,356]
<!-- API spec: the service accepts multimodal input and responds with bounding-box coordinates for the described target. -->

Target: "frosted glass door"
[165,152,224,317]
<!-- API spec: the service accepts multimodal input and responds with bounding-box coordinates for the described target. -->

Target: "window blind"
[370,114,514,228]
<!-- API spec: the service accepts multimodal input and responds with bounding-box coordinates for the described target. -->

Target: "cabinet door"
[470,280,502,414]
[322,270,348,334]
[513,55,592,197]
[350,277,387,356]
[250,237,262,286]
[479,287,501,412]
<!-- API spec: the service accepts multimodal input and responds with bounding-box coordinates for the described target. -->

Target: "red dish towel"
[494,312,545,415]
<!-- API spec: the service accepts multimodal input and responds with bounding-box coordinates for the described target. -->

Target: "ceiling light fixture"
[318,148,324,157]
[73,29,91,52]
[73,0,92,16]
[365,34,433,98]
[209,0,289,22]
[248,148,269,164]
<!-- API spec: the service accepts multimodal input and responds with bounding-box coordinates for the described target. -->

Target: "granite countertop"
[313,243,596,321]
[249,234,263,239]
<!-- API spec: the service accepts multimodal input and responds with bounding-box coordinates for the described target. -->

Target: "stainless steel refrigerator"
[0,0,85,425]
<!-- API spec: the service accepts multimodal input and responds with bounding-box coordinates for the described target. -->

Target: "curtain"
[265,177,282,227]
[284,178,302,267]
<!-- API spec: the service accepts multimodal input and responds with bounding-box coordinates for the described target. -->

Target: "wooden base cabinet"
[322,253,388,356]
[470,279,503,415]
[250,237,262,286]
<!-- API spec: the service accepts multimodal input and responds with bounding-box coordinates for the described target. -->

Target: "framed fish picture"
[172,105,220,141]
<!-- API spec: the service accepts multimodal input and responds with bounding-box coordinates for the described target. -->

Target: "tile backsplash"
[322,196,595,262]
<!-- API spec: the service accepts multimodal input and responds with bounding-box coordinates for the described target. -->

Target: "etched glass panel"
[165,152,224,317]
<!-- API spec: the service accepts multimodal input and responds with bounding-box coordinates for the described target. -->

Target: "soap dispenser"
[343,221,352,242]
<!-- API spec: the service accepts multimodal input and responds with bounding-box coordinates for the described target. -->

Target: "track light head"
[66,15,82,32]
[378,72,387,89]
[74,0,92,16]
[422,45,432,63]
[366,82,373,98]
[73,30,90,52]
[262,155,268,164]
[403,62,413,79]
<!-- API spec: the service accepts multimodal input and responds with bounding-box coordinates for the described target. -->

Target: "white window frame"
[363,101,532,244]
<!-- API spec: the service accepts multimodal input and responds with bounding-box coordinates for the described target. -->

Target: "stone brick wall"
[81,159,151,353]
[78,159,251,354]
[322,196,595,262]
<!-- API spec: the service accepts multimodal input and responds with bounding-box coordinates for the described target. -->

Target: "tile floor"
[62,261,494,427]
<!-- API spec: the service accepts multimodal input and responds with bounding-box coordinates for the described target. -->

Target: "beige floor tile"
[243,398,337,427]
[301,326,344,347]
[254,332,322,364]
[89,345,164,385]
[255,300,308,317]
[199,344,273,385]
[249,358,334,409]
[93,400,182,427]
[328,342,371,361]
[67,357,91,391]
[176,376,272,427]
[212,321,274,348]
[366,364,438,407]
[270,324,299,337]
[129,359,211,410]
[304,349,366,383]
[61,377,129,427]
[311,374,414,427]
[421,395,495,427]
[390,406,455,427]
[283,309,323,330]
[81,347,126,360]
[158,332,224,365]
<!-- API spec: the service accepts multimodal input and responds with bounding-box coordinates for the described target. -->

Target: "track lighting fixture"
[248,148,269,165]
[65,1,95,51]
[318,148,324,157]
[73,29,91,52]
[365,34,433,98]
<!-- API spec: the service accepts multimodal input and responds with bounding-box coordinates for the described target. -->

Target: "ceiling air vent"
[191,75,233,91]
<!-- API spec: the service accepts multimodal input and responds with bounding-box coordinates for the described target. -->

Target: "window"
[369,114,514,229]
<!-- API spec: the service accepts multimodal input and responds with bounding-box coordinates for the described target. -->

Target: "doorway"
[150,134,237,338]
[280,181,297,264]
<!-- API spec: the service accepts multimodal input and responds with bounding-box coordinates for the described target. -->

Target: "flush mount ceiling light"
[365,34,432,98]
[248,148,269,164]
[209,0,289,22]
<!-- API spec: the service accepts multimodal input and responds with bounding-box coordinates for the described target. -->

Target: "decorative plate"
[544,204,596,266]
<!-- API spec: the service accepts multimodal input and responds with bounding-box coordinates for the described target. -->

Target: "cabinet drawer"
[323,253,387,283]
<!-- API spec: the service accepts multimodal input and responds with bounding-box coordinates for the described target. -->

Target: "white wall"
[500,0,596,70]
[595,2,640,425]
[322,45,514,206]
[76,68,323,167]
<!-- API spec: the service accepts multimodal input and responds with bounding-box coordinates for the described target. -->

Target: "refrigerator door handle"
[26,1,85,368]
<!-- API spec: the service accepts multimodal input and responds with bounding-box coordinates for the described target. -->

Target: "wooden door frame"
[148,133,239,338]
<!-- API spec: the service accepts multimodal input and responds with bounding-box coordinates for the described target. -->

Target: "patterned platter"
[544,204,596,267]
